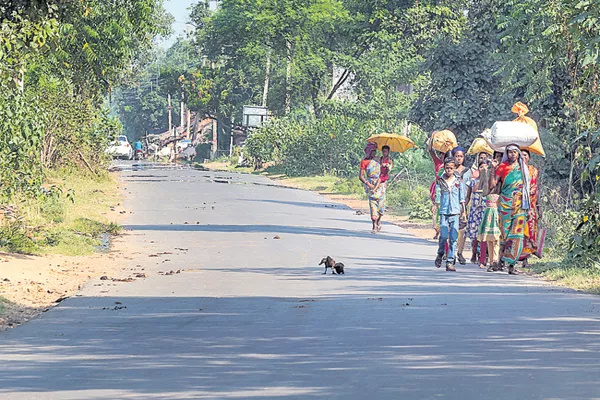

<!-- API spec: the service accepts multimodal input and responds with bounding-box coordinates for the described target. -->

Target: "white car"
[177,139,193,151]
[106,135,133,160]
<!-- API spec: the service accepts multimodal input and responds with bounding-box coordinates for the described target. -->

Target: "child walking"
[478,164,502,271]
[465,156,489,265]
[434,157,466,271]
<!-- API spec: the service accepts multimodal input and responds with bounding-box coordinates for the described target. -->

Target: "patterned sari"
[478,194,501,242]
[363,159,385,221]
[498,163,527,265]
[466,176,485,240]
[521,165,539,259]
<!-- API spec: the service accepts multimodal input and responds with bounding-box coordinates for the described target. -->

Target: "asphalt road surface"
[2,162,600,400]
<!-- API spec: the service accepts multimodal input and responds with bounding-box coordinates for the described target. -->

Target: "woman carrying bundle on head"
[519,149,542,267]
[489,145,532,275]
[359,142,385,233]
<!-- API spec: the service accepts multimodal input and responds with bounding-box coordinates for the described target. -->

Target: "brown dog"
[319,256,345,275]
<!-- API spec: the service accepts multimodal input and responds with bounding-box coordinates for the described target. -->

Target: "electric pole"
[168,94,174,161]
[168,94,172,135]
[180,92,185,132]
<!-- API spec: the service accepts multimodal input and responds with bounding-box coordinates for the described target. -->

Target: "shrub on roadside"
[386,182,431,218]
[566,196,600,268]
[333,178,365,196]
[244,118,303,165]
[0,218,38,254]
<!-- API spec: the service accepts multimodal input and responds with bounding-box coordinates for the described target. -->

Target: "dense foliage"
[0,1,171,198]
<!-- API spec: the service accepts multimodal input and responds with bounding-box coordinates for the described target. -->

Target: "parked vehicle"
[106,136,133,160]
[177,139,193,151]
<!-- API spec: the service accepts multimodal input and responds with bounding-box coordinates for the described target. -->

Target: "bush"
[567,197,600,268]
[386,181,430,214]
[244,118,303,165]
[245,114,434,178]
[409,201,432,220]
[333,178,365,197]
[0,218,38,254]
[40,196,65,223]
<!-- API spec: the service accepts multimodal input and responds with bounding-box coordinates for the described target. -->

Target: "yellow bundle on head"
[431,130,457,154]
[467,135,494,156]
[523,138,546,157]
[511,102,545,157]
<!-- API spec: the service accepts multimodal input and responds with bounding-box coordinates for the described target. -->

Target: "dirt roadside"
[0,202,135,331]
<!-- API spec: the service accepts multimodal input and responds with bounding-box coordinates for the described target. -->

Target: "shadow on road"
[238,198,351,210]
[123,223,433,247]
[1,293,600,399]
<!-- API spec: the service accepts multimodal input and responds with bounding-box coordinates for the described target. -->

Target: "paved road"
[2,162,600,400]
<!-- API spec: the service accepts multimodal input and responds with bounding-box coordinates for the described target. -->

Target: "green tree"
[411,0,512,145]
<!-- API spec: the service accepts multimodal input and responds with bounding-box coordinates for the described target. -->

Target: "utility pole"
[168,94,174,161]
[180,92,185,133]
[187,109,191,138]
[211,119,218,160]
[229,117,235,157]
[168,94,172,135]
[262,50,271,107]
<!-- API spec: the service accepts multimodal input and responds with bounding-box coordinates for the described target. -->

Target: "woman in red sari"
[520,149,540,266]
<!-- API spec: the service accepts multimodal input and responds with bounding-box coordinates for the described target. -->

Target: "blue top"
[435,173,466,215]
[135,141,143,150]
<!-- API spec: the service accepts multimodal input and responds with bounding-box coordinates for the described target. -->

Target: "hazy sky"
[159,0,198,49]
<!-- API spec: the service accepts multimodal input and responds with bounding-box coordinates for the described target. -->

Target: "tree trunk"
[568,146,575,207]
[262,49,271,107]
[284,40,292,114]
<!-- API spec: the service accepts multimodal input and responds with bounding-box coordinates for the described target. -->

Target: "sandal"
[487,262,499,272]
[470,253,478,264]
[457,253,467,265]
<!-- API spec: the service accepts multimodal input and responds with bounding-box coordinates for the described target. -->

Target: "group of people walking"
[429,140,542,274]
[358,132,542,276]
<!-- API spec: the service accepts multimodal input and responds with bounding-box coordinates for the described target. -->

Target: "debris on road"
[112,277,135,283]
[103,305,127,311]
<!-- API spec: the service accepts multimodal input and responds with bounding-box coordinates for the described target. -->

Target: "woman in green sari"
[489,144,531,275]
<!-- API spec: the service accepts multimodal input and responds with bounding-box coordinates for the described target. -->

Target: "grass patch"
[1,170,122,256]
[528,258,600,295]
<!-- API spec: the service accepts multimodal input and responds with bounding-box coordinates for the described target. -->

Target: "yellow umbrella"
[367,133,416,153]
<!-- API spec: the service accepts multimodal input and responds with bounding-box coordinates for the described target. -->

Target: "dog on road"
[319,256,345,275]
